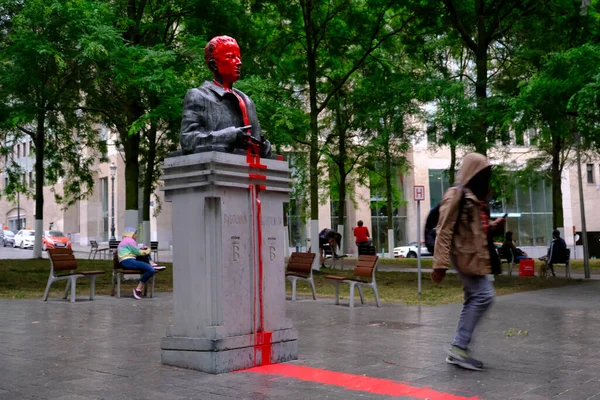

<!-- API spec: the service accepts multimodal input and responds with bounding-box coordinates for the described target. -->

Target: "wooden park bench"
[285,252,317,301]
[43,248,105,303]
[541,248,571,278]
[326,254,381,308]
[497,247,516,276]
[89,240,109,260]
[111,251,162,298]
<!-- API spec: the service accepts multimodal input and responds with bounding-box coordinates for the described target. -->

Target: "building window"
[587,164,594,184]
[16,144,20,158]
[29,172,33,188]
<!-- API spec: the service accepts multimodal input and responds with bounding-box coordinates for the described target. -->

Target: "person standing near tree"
[431,153,505,371]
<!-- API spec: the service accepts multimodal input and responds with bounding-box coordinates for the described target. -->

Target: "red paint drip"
[249,174,267,180]
[276,155,284,161]
[242,364,479,400]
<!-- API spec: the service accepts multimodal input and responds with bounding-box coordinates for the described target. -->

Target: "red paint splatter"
[242,364,480,400]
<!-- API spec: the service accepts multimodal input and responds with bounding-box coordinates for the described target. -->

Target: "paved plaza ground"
[2,280,600,399]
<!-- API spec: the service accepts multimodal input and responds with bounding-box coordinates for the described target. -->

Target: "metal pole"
[417,200,422,298]
[575,131,590,278]
[110,174,116,240]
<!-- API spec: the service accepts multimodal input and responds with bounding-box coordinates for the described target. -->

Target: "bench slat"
[354,267,374,278]
[53,259,78,271]
[287,262,312,273]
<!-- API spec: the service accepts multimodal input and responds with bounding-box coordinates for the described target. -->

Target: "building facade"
[2,132,599,258]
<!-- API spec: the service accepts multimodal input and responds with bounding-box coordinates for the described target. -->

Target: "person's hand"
[495,217,506,227]
[260,138,272,158]
[431,269,446,283]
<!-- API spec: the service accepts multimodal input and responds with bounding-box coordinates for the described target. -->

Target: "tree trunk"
[301,0,320,222]
[474,44,488,155]
[335,103,347,226]
[122,126,140,226]
[449,141,457,186]
[33,112,45,258]
[384,132,393,229]
[142,120,157,244]
[551,134,564,229]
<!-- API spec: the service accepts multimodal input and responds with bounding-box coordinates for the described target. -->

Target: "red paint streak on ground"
[242,364,480,400]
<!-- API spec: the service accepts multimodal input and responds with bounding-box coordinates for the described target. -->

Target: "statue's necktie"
[214,80,251,134]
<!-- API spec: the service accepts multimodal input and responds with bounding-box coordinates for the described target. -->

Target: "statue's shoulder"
[233,87,254,106]
[184,82,218,103]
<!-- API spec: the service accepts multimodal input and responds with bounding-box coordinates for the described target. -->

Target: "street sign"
[414,185,425,202]
[413,185,425,298]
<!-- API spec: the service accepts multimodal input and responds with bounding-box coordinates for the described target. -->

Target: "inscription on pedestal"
[231,236,240,261]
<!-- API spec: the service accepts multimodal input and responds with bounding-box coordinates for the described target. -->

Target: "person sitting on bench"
[353,220,371,248]
[117,227,165,300]
[501,231,530,263]
[540,229,567,277]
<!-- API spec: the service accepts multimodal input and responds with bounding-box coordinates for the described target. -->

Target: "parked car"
[42,230,71,251]
[14,230,35,249]
[394,241,432,258]
[1,229,15,247]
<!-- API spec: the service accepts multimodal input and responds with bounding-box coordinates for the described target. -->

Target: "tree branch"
[441,0,477,51]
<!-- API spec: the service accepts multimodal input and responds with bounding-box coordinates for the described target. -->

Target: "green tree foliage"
[0,0,119,256]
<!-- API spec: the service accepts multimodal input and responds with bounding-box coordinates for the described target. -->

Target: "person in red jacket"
[353,220,370,247]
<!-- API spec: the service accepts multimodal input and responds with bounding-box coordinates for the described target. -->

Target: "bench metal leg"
[334,281,340,305]
[357,285,365,305]
[70,277,77,303]
[291,277,297,301]
[88,249,92,260]
[89,276,97,300]
[117,273,121,298]
[63,280,70,299]
[373,283,381,307]
[309,277,317,300]
[42,278,54,302]
[110,272,116,296]
[349,282,356,308]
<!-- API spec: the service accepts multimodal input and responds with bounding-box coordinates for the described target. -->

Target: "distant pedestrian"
[431,153,505,371]
[353,220,370,247]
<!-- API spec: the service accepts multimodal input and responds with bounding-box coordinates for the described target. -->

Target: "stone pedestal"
[160,152,297,374]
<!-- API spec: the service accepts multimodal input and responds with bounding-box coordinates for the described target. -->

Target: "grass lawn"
[372,257,600,273]
[288,267,584,306]
[0,258,584,305]
[0,258,173,300]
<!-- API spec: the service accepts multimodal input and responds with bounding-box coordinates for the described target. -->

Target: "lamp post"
[109,162,117,240]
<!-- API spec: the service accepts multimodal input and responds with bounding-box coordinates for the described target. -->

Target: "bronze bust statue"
[180,36,272,158]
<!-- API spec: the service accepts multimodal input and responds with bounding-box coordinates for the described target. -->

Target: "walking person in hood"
[431,153,505,371]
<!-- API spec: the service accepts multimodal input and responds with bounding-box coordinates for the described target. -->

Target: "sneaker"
[133,289,143,300]
[446,346,484,371]
[153,266,166,271]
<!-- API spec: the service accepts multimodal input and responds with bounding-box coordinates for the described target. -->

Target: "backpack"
[424,187,465,256]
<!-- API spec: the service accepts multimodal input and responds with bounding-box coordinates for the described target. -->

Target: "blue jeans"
[452,271,495,350]
[514,255,529,262]
[120,258,155,284]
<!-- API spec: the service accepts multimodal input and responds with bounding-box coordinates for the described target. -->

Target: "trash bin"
[519,259,535,277]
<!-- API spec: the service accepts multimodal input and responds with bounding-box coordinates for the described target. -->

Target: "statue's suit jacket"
[180,81,263,155]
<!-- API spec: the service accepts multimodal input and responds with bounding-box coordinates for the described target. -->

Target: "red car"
[42,230,71,251]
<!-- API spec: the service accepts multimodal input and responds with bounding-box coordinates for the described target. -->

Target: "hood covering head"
[122,227,137,238]
[457,153,491,186]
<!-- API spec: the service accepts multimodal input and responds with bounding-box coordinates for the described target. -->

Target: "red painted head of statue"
[205,36,241,90]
